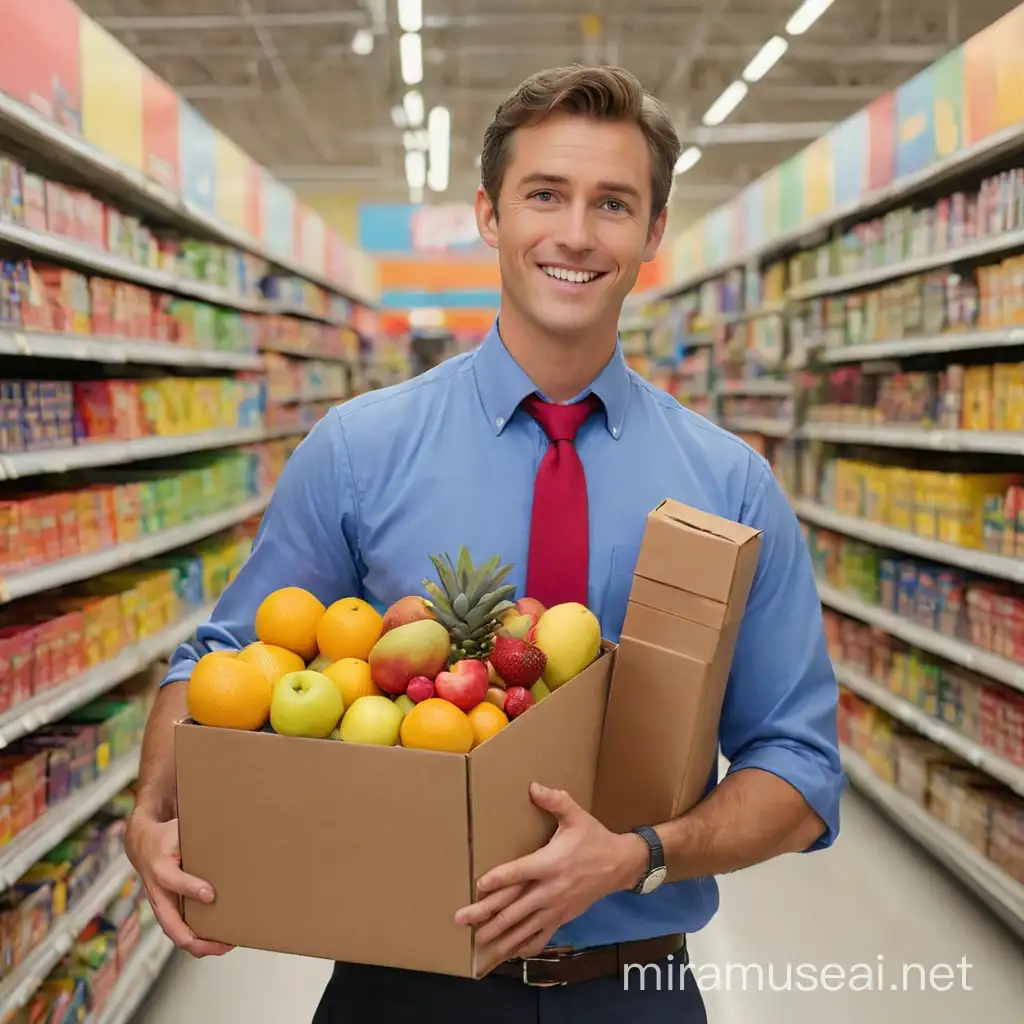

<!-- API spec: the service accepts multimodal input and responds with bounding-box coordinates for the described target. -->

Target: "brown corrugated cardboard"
[592,500,762,833]
[175,643,615,978]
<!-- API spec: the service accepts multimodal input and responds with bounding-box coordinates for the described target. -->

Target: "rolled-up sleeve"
[162,410,363,685]
[719,460,846,851]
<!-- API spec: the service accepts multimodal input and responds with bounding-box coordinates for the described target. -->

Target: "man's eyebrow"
[517,172,642,201]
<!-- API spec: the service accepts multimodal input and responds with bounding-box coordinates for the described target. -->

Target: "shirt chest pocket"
[599,543,640,642]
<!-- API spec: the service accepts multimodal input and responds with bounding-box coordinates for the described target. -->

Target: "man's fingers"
[147,884,233,959]
[493,909,550,962]
[153,860,215,904]
[474,886,549,948]
[529,783,584,825]
[514,929,555,960]
[476,847,555,895]
[454,882,524,927]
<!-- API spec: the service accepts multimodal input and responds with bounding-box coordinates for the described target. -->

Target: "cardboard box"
[591,500,762,833]
[176,642,615,978]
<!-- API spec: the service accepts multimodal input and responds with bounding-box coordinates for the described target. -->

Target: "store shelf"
[722,416,794,437]
[716,379,792,397]
[258,340,352,361]
[818,329,1024,364]
[816,581,1024,694]
[94,926,176,1024]
[0,854,134,1012]
[800,423,1024,454]
[0,426,269,480]
[0,752,140,890]
[0,220,263,314]
[789,225,1024,301]
[836,662,1024,797]
[0,603,212,751]
[0,329,263,370]
[275,391,347,406]
[0,495,269,605]
[841,746,1024,942]
[262,301,344,326]
[793,499,1024,584]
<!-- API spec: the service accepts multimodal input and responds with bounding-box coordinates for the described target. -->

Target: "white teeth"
[541,266,599,284]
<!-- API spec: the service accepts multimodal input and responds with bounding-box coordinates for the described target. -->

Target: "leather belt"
[490,933,686,986]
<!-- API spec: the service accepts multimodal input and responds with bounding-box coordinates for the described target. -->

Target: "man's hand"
[126,811,234,959]
[454,783,647,961]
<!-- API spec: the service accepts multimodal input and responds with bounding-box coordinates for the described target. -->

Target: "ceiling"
[77,0,1021,234]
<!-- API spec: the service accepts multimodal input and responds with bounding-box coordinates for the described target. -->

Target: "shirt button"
[612,426,619,437]
[496,417,505,428]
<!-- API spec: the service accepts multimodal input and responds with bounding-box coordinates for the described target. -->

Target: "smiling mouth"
[539,265,607,285]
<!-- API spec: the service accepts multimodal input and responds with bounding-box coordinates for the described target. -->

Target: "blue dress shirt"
[165,321,845,950]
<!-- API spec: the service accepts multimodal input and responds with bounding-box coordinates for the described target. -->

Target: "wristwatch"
[630,825,667,894]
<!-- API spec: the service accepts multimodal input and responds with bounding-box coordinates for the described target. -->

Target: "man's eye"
[603,199,626,212]
[532,190,555,201]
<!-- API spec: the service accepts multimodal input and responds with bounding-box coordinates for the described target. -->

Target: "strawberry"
[504,686,535,718]
[489,635,546,688]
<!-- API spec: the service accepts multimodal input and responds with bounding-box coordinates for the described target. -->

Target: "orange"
[205,650,237,660]
[254,587,326,661]
[237,642,305,685]
[187,653,272,731]
[316,598,384,662]
[323,658,382,708]
[400,698,474,754]
[467,702,509,749]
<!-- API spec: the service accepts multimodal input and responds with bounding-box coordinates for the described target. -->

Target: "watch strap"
[630,825,665,891]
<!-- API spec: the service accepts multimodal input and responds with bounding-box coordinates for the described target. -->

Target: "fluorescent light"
[403,129,428,151]
[409,185,424,205]
[391,105,407,128]
[400,32,423,85]
[398,0,422,33]
[351,29,374,55]
[406,149,426,189]
[403,90,424,127]
[427,105,450,192]
[674,146,702,175]
[786,0,836,35]
[702,80,748,126]
[743,35,788,82]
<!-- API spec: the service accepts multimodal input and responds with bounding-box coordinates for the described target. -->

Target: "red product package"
[0,629,34,713]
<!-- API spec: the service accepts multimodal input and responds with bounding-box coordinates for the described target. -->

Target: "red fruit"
[434,659,489,712]
[406,676,435,703]
[489,635,546,688]
[504,686,534,718]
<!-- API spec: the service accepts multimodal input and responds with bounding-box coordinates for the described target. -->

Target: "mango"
[368,618,451,695]
[381,595,437,634]
[533,603,601,689]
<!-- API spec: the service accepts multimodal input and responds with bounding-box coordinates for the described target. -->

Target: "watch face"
[640,865,667,894]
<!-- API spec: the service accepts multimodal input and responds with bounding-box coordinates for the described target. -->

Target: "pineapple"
[422,547,516,664]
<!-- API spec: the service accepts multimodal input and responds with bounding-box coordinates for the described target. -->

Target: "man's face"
[475,111,667,340]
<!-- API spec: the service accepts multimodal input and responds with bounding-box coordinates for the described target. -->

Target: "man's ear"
[475,185,499,250]
[641,206,669,263]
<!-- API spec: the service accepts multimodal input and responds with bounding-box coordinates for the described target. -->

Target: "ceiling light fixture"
[406,149,426,190]
[674,146,702,175]
[351,28,374,55]
[702,80,748,126]
[427,105,450,192]
[742,35,788,82]
[403,90,424,127]
[398,0,423,33]
[785,0,836,35]
[400,31,423,85]
[391,105,407,128]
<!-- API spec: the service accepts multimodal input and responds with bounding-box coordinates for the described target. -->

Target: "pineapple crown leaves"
[420,545,516,627]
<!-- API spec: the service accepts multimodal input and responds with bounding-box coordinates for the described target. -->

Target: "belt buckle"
[520,951,570,987]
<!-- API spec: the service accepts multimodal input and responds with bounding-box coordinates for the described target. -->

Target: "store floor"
[136,785,1024,1024]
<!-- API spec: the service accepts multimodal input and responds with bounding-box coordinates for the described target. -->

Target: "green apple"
[338,695,404,746]
[531,680,552,703]
[394,694,416,717]
[271,670,344,739]
[307,654,332,672]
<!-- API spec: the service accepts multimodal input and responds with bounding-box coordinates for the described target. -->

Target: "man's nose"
[554,202,597,254]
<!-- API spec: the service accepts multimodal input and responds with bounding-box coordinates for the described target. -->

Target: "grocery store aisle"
[135,780,1023,1024]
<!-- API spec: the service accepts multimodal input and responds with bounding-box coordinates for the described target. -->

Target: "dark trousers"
[312,955,708,1023]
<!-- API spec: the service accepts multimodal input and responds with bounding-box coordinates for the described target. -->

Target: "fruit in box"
[323,658,382,707]
[421,547,516,663]
[489,635,546,687]
[381,595,436,634]
[237,642,305,685]
[486,660,507,689]
[504,686,535,719]
[187,654,272,731]
[316,597,383,662]
[367,619,450,695]
[531,680,552,703]
[434,659,489,712]
[467,702,509,748]
[400,698,474,754]
[534,603,602,689]
[270,670,344,739]
[255,587,326,662]
[485,686,507,711]
[394,695,416,718]
[497,610,538,641]
[406,676,435,703]
[338,695,404,746]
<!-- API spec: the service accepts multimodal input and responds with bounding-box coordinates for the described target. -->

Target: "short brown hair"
[480,65,681,222]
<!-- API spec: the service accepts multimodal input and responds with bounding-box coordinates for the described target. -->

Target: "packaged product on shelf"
[892,734,963,808]
[989,797,1024,884]
[0,152,23,222]
[20,171,47,232]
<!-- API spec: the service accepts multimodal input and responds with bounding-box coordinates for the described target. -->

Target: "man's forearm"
[644,768,826,885]
[134,681,189,823]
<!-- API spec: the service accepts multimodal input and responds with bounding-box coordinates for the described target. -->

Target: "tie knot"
[522,393,600,442]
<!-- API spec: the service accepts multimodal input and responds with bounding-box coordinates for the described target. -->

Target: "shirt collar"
[471,317,630,440]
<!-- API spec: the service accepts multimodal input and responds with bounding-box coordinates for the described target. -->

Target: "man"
[126,64,844,1022]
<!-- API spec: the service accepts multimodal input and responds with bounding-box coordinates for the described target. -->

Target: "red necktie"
[522,393,601,609]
